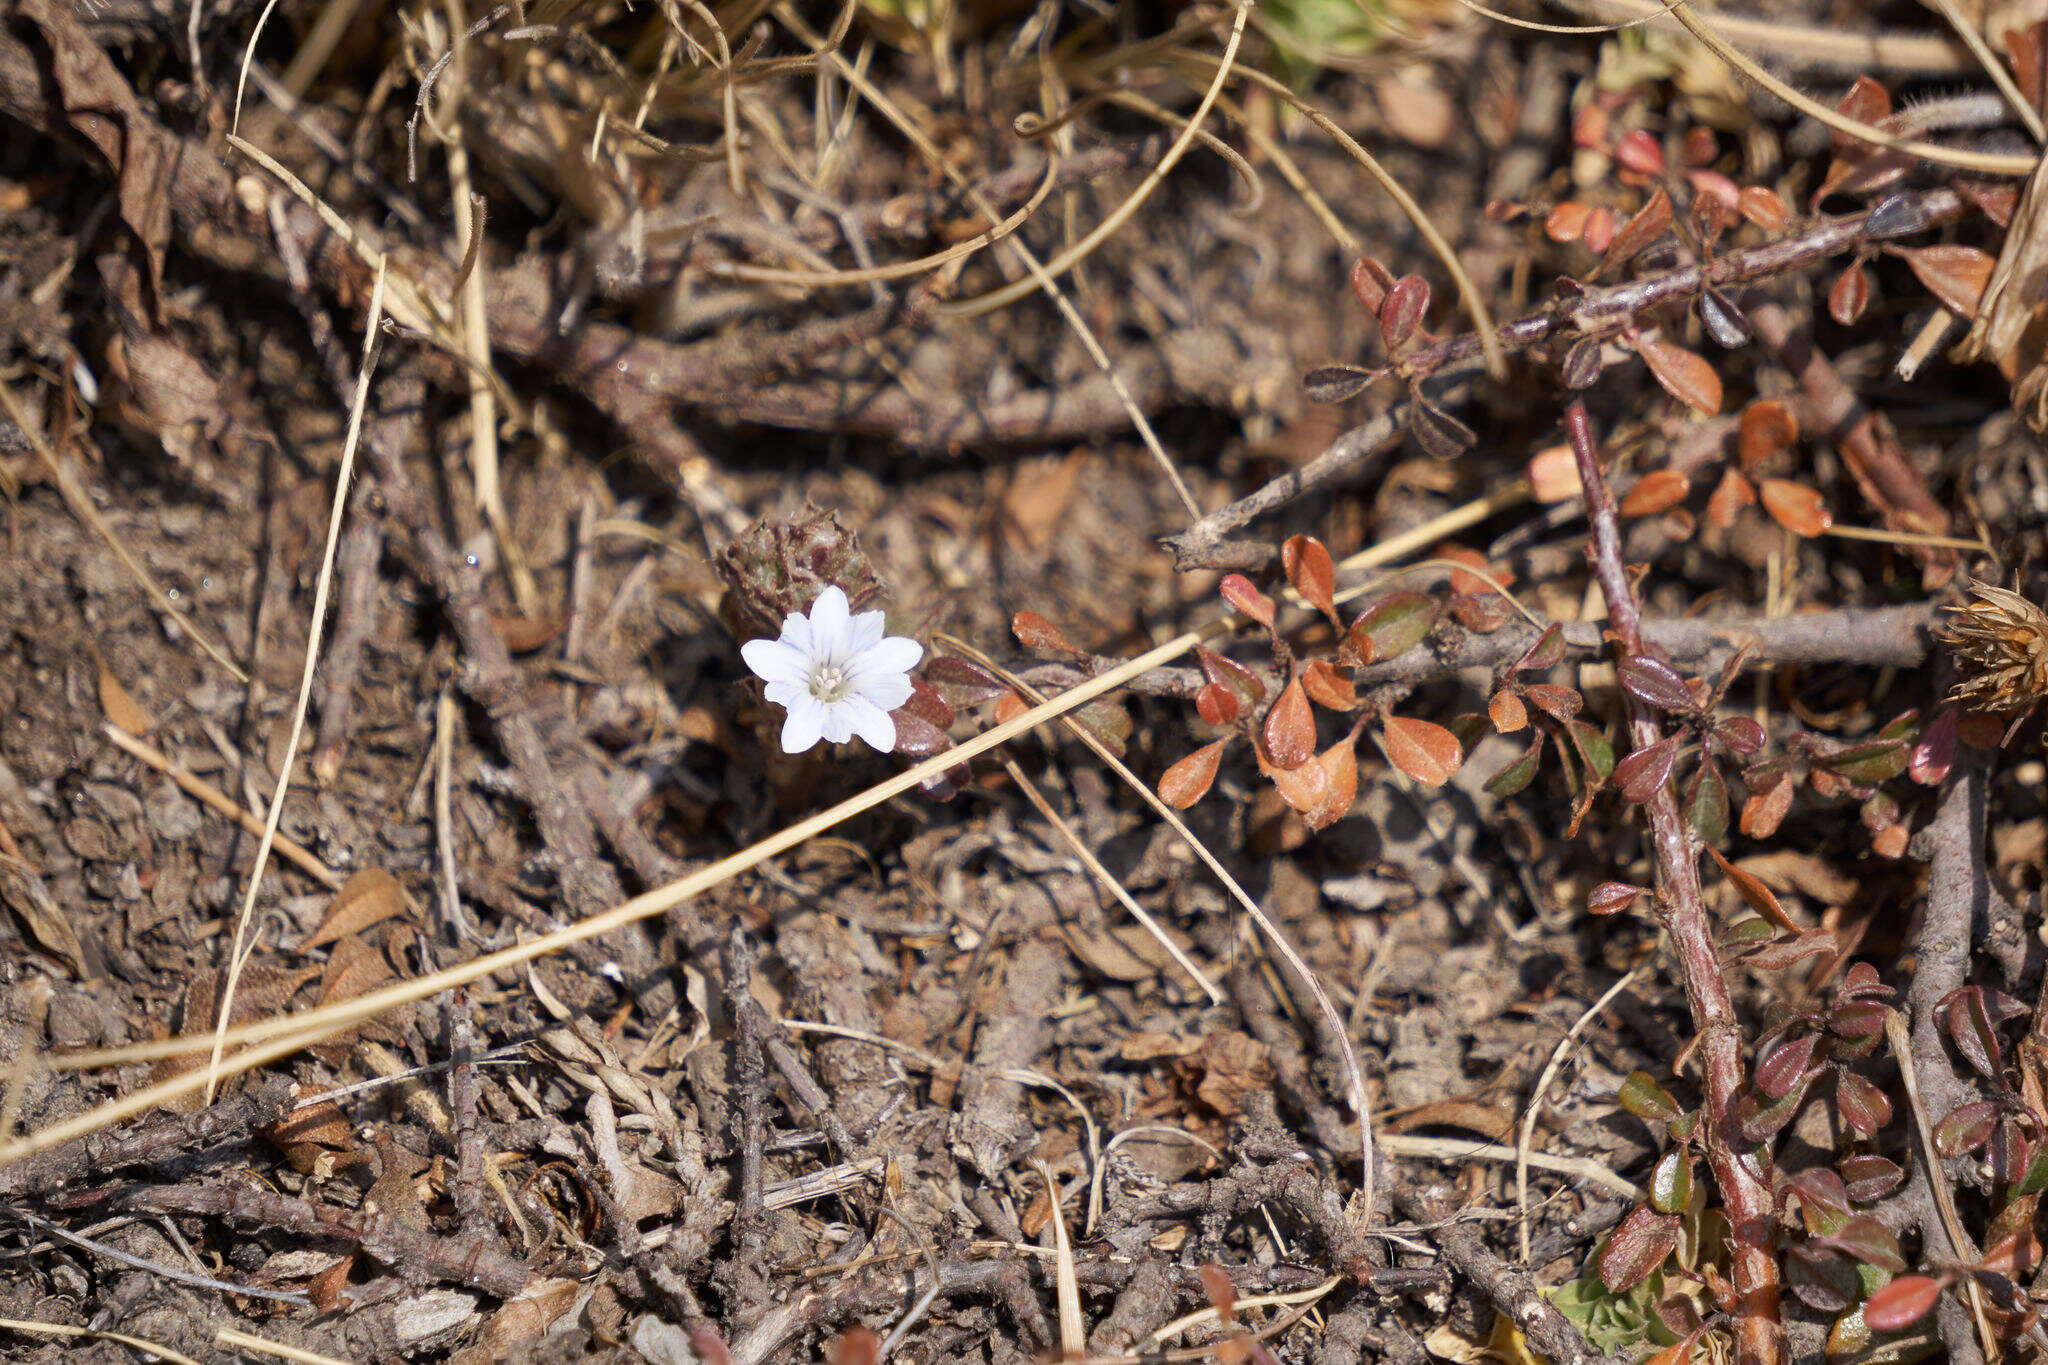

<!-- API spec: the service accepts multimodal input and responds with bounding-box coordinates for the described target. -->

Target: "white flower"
[742,585,923,754]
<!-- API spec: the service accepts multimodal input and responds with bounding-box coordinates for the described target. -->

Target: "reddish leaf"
[1978,1227,2041,1278]
[1619,468,1692,518]
[1816,1215,1904,1272]
[1615,129,1666,176]
[1301,659,1356,711]
[1382,715,1462,787]
[1511,625,1568,674]
[1259,743,1329,814]
[829,1329,881,1365]
[1682,125,1719,166]
[1305,733,1361,831]
[1349,257,1393,316]
[1196,682,1240,727]
[1706,468,1756,528]
[1835,1069,1891,1136]
[1160,740,1228,809]
[1012,610,1079,655]
[1589,882,1650,917]
[891,709,953,758]
[1435,543,1513,597]
[1546,201,1592,244]
[1759,479,1833,537]
[1897,244,1996,318]
[1220,575,1276,629]
[1523,683,1583,722]
[1572,104,1609,148]
[1738,399,1799,469]
[1380,275,1430,349]
[1583,205,1616,256]
[1197,646,1267,708]
[1757,1033,1821,1099]
[993,692,1028,724]
[1197,1263,1237,1320]
[1599,1205,1681,1293]
[1614,734,1681,802]
[1602,188,1673,272]
[1638,338,1723,416]
[1828,264,1870,326]
[1741,770,1796,837]
[1737,185,1791,231]
[1707,845,1800,933]
[1618,655,1700,714]
[1862,1276,1941,1333]
[1282,535,1338,622]
[1713,716,1765,756]
[1303,364,1379,403]
[1839,1154,1903,1203]
[1833,76,1893,152]
[1489,688,1528,734]
[1910,708,1958,785]
[1264,677,1317,771]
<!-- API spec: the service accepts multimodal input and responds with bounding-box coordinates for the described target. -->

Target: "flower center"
[808,662,853,703]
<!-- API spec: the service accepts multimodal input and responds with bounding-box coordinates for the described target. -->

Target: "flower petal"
[850,609,887,654]
[817,698,855,745]
[778,611,813,656]
[840,696,897,752]
[853,635,923,679]
[808,586,851,659]
[742,638,809,687]
[762,678,806,711]
[853,668,914,714]
[779,694,828,754]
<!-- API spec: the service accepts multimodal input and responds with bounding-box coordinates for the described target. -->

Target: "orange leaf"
[1382,715,1462,787]
[1255,738,1329,813]
[1638,338,1722,416]
[1827,264,1869,326]
[1707,845,1799,933]
[1013,610,1078,655]
[1545,201,1591,243]
[1304,734,1360,831]
[1618,469,1691,518]
[1527,444,1582,502]
[993,692,1029,724]
[1220,574,1276,629]
[1263,677,1317,771]
[1282,535,1337,621]
[1432,542,1513,596]
[1489,689,1528,734]
[1301,659,1356,711]
[1737,185,1790,231]
[1737,399,1798,470]
[1832,76,1892,153]
[1159,740,1227,809]
[1897,244,1996,318]
[1759,479,1833,537]
[1601,188,1672,272]
[1706,468,1757,528]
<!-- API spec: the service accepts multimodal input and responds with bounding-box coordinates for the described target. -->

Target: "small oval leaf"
[1160,740,1228,810]
[1382,715,1462,787]
[1638,337,1723,416]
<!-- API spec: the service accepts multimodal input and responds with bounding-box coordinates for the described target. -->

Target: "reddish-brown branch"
[1566,403,1785,1365]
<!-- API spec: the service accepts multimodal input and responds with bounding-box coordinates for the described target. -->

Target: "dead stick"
[1566,402,1785,1365]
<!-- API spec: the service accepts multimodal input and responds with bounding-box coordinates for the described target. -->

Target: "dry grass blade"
[0,379,248,685]
[101,726,342,890]
[996,752,1223,1004]
[199,261,387,1108]
[1664,0,2035,176]
[215,1327,353,1365]
[1037,1158,1086,1355]
[0,1317,205,1365]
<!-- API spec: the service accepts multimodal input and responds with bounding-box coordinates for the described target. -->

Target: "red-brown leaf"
[1618,468,1691,518]
[1305,733,1360,830]
[1350,257,1394,317]
[1707,845,1799,933]
[1012,610,1078,655]
[1738,399,1799,470]
[1638,338,1722,416]
[1160,740,1228,809]
[1601,188,1672,272]
[1861,1276,1942,1333]
[1759,479,1833,537]
[1546,200,1591,243]
[1827,264,1870,326]
[1832,76,1892,153]
[1383,715,1462,787]
[1282,535,1338,620]
[1195,682,1239,727]
[1737,185,1791,231]
[1897,244,1996,319]
[1380,274,1430,349]
[1489,688,1528,734]
[1706,468,1757,528]
[1264,677,1317,771]
[1220,574,1276,628]
[1301,659,1356,711]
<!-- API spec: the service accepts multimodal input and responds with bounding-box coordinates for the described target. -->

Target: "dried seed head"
[716,505,884,643]
[1943,580,2048,717]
